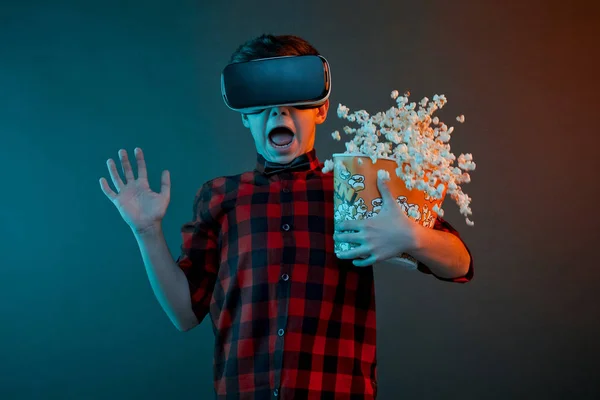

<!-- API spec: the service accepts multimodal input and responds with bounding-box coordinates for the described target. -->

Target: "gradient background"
[1,0,599,399]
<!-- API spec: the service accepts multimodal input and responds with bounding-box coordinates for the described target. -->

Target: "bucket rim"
[332,153,397,162]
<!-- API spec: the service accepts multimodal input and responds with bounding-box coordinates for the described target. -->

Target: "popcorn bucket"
[333,153,446,268]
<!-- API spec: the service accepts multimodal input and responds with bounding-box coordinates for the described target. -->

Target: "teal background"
[1,0,598,399]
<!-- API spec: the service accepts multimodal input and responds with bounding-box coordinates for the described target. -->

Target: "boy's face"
[242,99,329,164]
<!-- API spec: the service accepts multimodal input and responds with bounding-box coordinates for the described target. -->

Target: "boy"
[100,34,473,400]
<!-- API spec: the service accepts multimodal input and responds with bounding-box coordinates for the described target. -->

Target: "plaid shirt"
[176,149,474,399]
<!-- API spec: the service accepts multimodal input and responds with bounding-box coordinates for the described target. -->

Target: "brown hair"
[229,34,320,64]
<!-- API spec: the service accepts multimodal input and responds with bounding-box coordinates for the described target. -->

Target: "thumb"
[160,170,171,196]
[377,173,395,204]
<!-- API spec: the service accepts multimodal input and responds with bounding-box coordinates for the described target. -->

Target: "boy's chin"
[264,143,300,163]
[266,151,297,164]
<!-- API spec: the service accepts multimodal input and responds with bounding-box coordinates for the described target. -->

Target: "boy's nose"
[269,106,290,116]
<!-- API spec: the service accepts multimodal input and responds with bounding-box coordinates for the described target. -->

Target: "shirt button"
[274,388,279,397]
[281,273,289,281]
[282,188,290,193]
[278,328,285,336]
[282,223,290,231]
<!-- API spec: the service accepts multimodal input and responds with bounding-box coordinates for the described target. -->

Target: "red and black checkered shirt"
[176,148,473,399]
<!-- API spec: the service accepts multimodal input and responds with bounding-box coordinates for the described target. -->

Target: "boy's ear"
[315,98,330,125]
[241,113,250,128]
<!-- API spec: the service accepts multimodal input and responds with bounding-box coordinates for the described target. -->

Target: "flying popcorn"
[343,126,356,135]
[324,90,476,226]
[322,159,334,174]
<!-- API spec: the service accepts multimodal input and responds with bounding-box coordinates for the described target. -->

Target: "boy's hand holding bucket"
[334,175,422,267]
[332,154,445,268]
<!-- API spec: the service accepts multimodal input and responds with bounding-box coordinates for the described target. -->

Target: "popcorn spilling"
[322,91,476,226]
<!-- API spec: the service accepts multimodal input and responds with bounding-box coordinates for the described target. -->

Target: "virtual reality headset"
[221,54,331,114]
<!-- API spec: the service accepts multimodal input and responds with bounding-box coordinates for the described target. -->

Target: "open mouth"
[268,127,295,149]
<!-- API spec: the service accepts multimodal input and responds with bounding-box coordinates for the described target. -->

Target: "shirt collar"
[255,148,321,176]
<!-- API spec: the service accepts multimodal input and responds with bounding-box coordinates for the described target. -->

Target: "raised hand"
[99,148,171,235]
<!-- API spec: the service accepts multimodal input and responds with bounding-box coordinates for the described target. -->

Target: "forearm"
[134,224,198,331]
[407,223,470,279]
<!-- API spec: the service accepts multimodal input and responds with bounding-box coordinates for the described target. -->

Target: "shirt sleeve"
[416,216,474,283]
[176,181,220,323]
